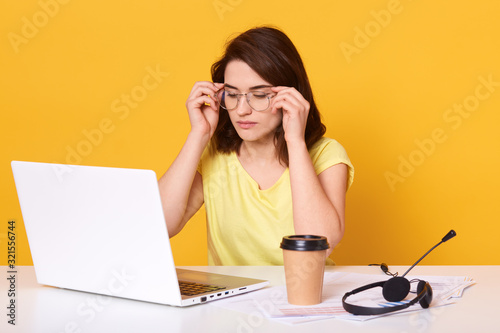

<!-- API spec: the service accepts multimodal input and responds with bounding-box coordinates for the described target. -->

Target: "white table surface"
[1,265,497,333]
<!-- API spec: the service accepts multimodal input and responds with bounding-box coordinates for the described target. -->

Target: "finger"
[190,82,221,99]
[208,97,219,111]
[271,94,302,114]
[271,86,288,93]
[200,95,219,111]
[190,81,213,94]
[187,95,218,111]
[194,85,219,100]
[273,86,308,100]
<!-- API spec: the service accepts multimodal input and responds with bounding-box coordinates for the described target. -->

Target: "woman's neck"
[239,140,279,166]
[237,139,287,190]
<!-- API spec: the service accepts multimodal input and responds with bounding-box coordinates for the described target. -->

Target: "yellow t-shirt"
[198,137,354,265]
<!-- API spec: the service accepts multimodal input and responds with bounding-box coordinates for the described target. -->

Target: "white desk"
[1,265,497,333]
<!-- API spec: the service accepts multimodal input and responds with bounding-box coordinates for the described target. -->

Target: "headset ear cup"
[382,277,411,302]
[417,280,433,309]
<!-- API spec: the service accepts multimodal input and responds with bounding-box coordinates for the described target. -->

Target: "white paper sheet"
[209,272,475,325]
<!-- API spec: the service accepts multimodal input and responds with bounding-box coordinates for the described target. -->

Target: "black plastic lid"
[280,235,330,251]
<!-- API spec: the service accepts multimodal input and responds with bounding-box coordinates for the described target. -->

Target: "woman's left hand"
[271,86,310,145]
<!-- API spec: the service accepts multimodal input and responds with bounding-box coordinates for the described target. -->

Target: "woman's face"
[223,60,282,145]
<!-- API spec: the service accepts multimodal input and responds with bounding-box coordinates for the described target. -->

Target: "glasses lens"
[217,90,272,111]
[215,90,226,110]
[248,92,270,111]
[218,90,238,110]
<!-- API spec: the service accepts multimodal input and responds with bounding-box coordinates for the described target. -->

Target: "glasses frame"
[215,87,276,112]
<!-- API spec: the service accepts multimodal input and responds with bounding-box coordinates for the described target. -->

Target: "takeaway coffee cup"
[280,235,329,305]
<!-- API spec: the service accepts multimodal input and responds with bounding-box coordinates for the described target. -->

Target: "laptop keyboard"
[178,280,226,296]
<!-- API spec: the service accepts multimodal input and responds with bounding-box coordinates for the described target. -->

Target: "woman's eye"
[252,93,267,99]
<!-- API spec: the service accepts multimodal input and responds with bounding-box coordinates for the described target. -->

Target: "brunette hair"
[211,26,326,166]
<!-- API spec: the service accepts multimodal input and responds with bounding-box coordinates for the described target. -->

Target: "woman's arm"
[158,133,206,238]
[158,81,223,237]
[287,141,347,256]
[271,86,348,256]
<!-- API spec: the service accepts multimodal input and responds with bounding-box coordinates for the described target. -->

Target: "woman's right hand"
[185,81,224,141]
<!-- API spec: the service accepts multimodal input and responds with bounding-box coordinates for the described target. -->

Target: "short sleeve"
[197,145,211,176]
[309,137,354,190]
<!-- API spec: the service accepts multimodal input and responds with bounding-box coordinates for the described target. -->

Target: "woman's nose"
[235,97,253,115]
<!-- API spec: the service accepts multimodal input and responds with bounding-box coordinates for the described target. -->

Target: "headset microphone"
[342,230,457,316]
[401,229,456,277]
[441,229,457,242]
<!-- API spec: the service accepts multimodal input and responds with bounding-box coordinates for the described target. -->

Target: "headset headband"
[342,280,431,316]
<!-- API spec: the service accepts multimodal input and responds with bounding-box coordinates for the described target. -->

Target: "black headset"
[342,277,433,315]
[342,230,456,316]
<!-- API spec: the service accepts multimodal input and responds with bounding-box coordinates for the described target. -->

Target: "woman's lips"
[237,121,257,129]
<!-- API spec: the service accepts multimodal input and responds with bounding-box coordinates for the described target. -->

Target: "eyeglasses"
[215,88,275,112]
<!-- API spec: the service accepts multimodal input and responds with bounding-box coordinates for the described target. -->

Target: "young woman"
[158,26,354,265]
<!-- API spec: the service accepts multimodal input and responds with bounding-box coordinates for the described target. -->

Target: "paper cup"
[280,235,329,305]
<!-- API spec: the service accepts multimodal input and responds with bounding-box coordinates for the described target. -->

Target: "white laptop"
[11,161,268,307]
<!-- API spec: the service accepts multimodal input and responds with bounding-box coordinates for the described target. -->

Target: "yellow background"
[1,0,499,266]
